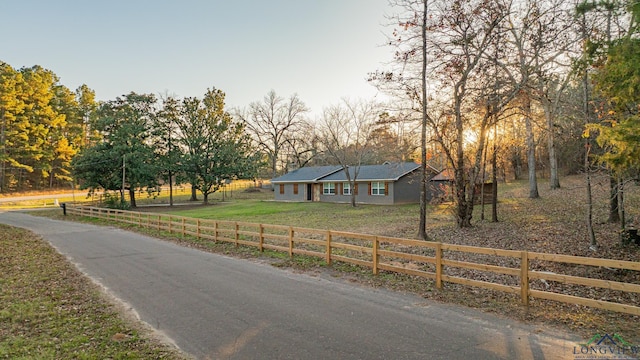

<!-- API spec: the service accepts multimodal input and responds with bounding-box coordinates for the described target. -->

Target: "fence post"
[168,215,172,234]
[259,224,264,252]
[288,227,294,258]
[235,222,239,247]
[157,215,161,231]
[372,237,379,275]
[521,251,529,307]
[181,218,186,238]
[435,242,443,290]
[215,222,219,242]
[326,231,332,265]
[197,219,201,239]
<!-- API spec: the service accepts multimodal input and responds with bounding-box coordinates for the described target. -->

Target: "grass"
[171,199,421,234]
[0,224,188,359]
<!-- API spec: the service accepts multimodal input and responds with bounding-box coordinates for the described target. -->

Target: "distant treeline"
[0,61,97,192]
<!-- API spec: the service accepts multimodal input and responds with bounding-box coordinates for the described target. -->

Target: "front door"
[306,184,312,201]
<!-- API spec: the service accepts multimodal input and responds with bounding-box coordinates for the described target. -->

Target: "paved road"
[0,211,582,359]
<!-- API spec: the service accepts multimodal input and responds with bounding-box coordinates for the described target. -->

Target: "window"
[343,182,351,195]
[371,181,385,196]
[279,184,284,194]
[323,182,335,195]
[293,184,299,195]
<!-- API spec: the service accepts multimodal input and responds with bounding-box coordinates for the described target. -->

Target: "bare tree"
[508,0,578,192]
[427,0,521,227]
[317,99,379,207]
[522,93,540,198]
[280,120,319,170]
[373,0,433,237]
[378,0,522,228]
[235,90,309,179]
[576,4,598,250]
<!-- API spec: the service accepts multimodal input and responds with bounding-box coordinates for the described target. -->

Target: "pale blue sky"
[1,1,393,117]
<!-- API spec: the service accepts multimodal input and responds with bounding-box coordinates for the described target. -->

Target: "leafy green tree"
[75,84,99,146]
[155,96,184,206]
[589,37,640,235]
[46,84,81,187]
[0,62,23,192]
[591,37,640,173]
[18,66,66,188]
[72,142,124,196]
[0,62,90,191]
[577,0,639,247]
[73,92,160,207]
[176,88,258,204]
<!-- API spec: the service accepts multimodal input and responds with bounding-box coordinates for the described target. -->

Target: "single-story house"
[270,162,442,205]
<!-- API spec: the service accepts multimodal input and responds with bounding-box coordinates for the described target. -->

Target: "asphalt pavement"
[0,211,583,359]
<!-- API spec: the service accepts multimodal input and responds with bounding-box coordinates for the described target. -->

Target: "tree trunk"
[418,0,429,240]
[524,96,539,199]
[456,185,472,228]
[545,111,560,189]
[491,126,498,223]
[618,179,625,230]
[128,188,137,208]
[190,184,198,201]
[271,153,278,180]
[169,170,174,207]
[608,173,619,223]
[580,10,596,250]
[585,145,596,250]
[480,134,488,221]
[349,178,357,207]
[454,123,471,227]
[203,192,209,205]
[513,151,522,181]
[0,112,6,193]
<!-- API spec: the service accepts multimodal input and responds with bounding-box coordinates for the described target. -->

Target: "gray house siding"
[393,172,421,203]
[274,183,308,201]
[318,181,396,205]
[318,181,350,203]
[360,181,394,205]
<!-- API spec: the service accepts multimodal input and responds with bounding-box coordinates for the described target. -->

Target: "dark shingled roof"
[319,162,422,182]
[270,166,342,183]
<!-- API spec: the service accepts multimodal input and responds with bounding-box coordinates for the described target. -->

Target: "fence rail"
[66,204,640,315]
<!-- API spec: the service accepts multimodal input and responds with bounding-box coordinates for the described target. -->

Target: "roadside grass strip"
[0,224,187,359]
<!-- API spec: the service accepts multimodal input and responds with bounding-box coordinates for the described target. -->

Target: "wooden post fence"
[521,251,529,306]
[63,204,640,316]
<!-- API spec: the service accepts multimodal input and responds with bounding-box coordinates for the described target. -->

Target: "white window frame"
[371,181,385,196]
[323,182,336,195]
[343,182,352,195]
